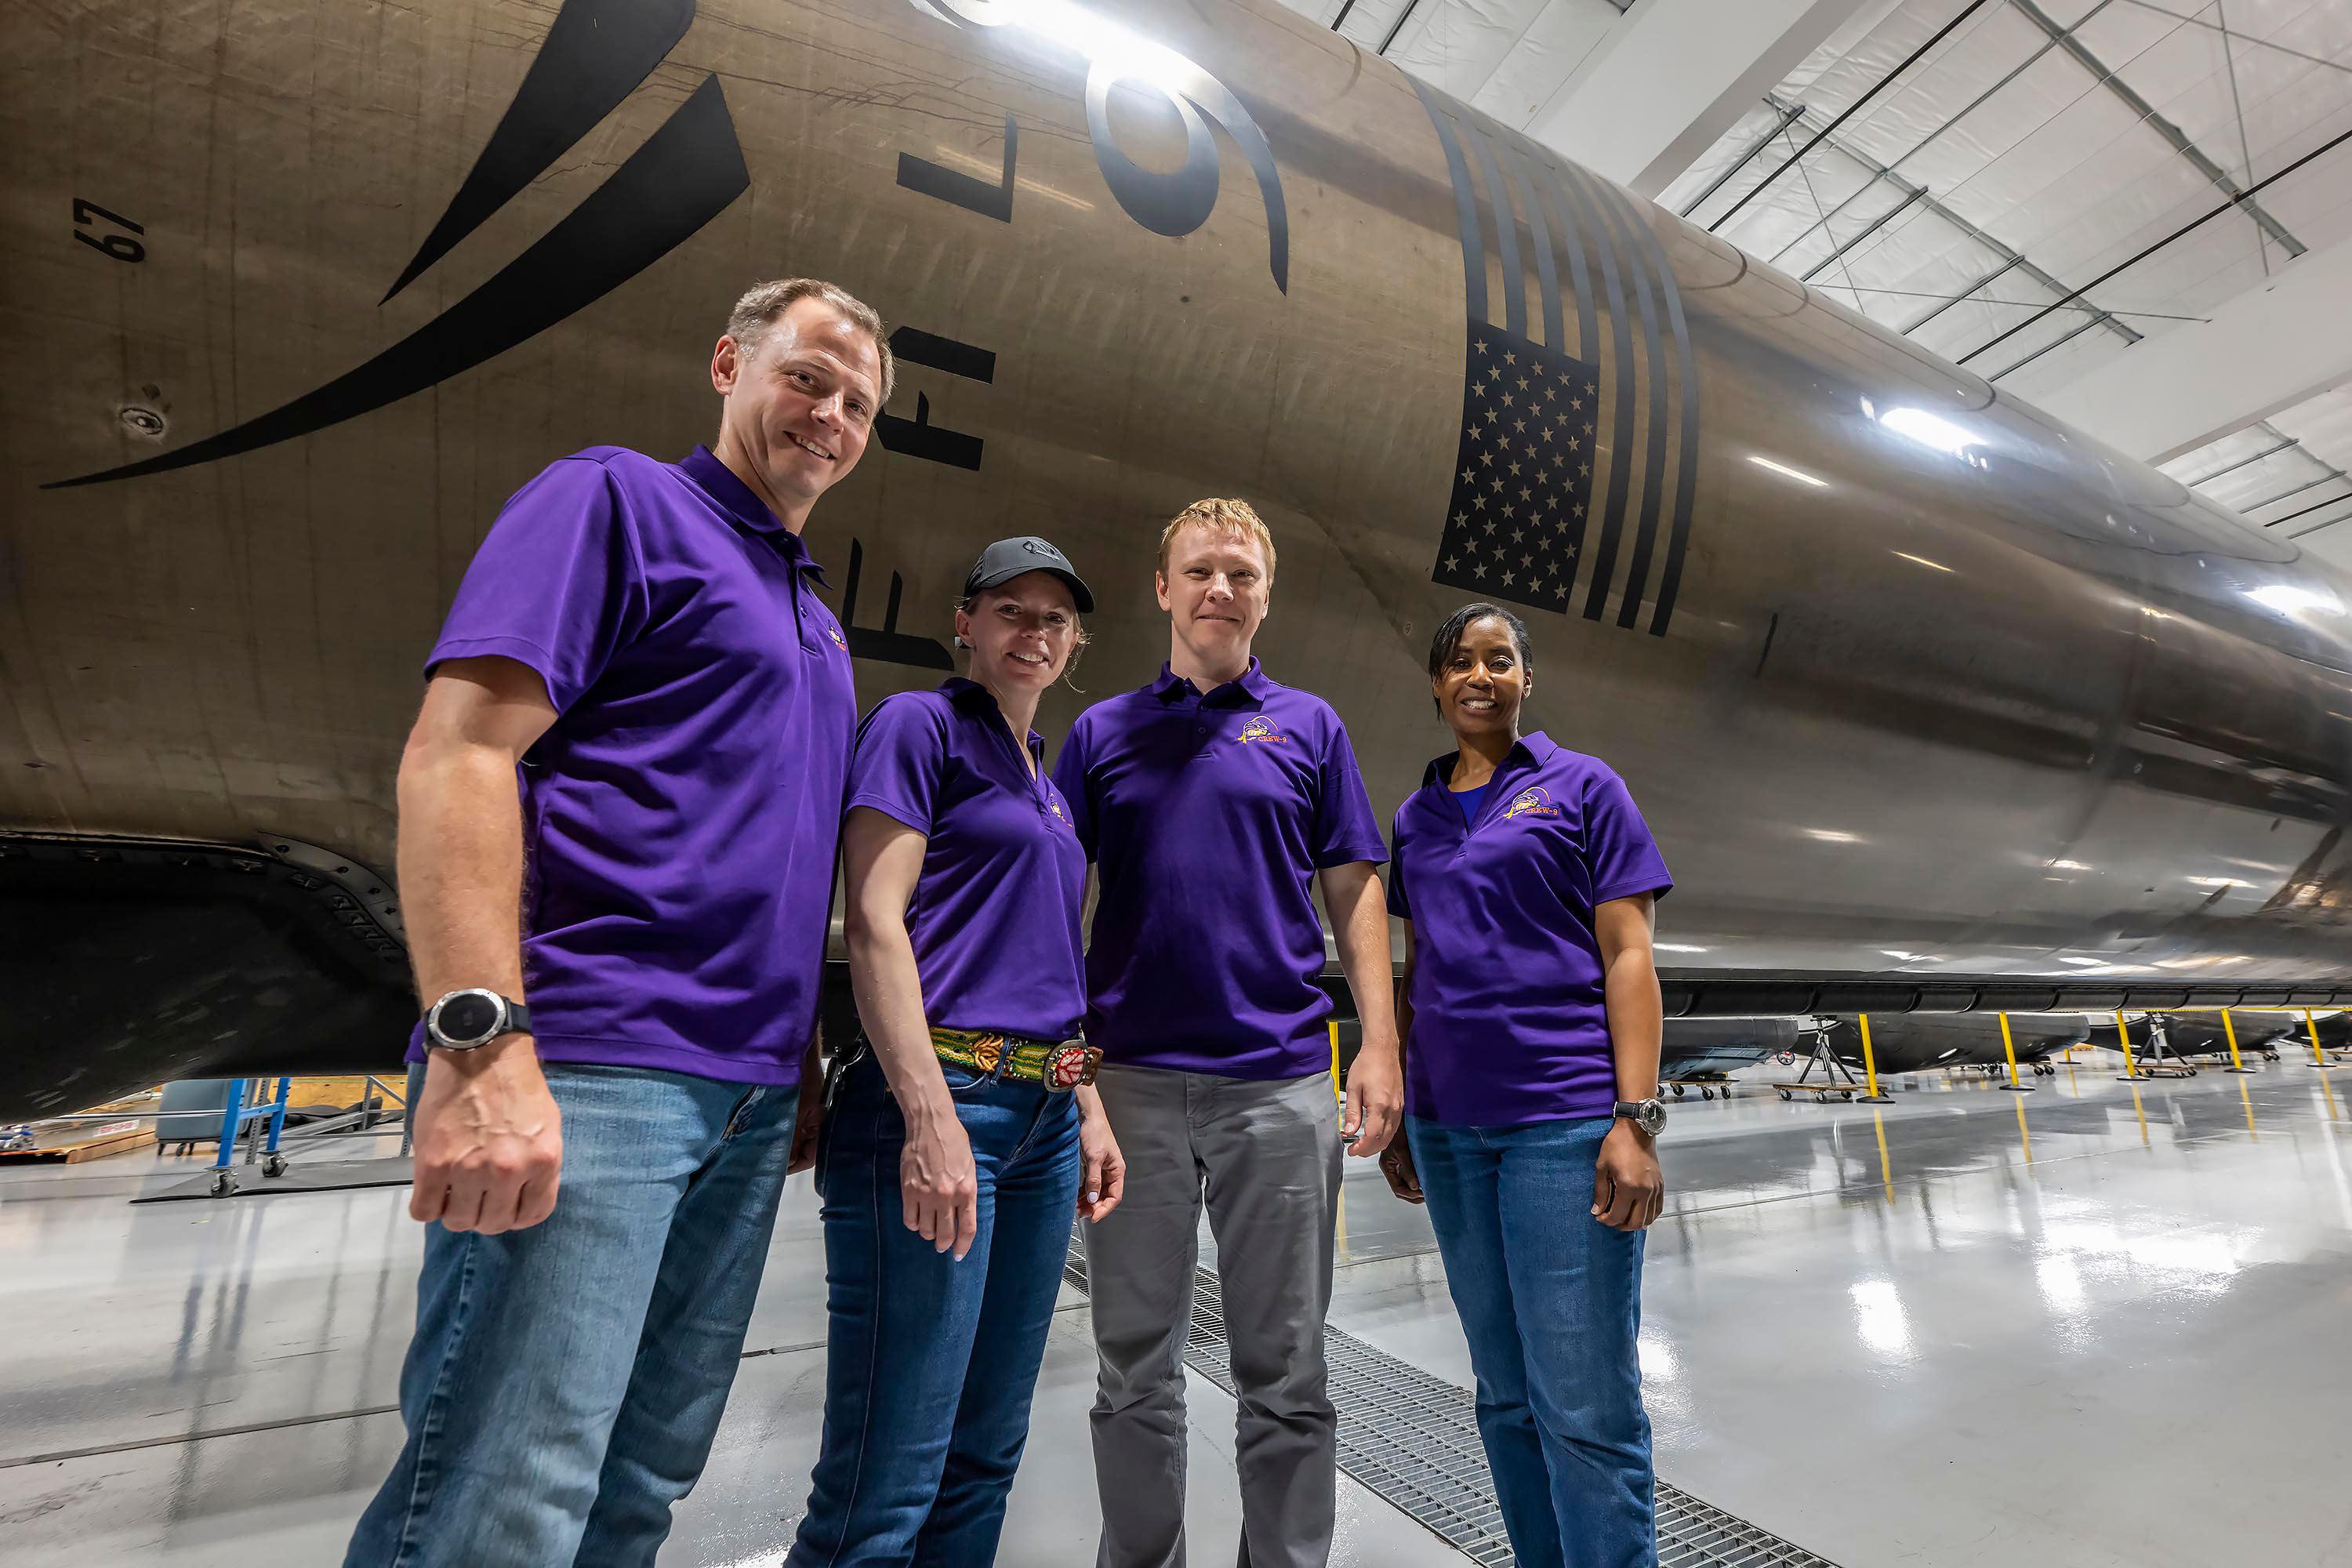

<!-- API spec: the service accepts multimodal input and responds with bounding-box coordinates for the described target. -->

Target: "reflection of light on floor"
[2034,1251,2086,1315]
[1849,1279,1912,1357]
[2038,1220,2243,1288]
[1637,1327,1678,1381]
[2315,1102,2352,1229]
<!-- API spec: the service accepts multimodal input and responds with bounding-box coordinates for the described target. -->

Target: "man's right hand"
[409,1038,564,1233]
[900,1096,978,1260]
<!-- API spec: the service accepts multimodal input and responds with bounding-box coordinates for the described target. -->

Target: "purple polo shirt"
[412,445,855,1086]
[1389,732,1671,1125]
[847,680,1088,1041]
[1053,659,1388,1080]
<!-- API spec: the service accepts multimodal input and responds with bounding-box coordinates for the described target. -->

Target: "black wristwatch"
[423,988,533,1052]
[1613,1098,1667,1137]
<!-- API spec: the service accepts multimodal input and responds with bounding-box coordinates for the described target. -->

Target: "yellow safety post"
[1856,1013,1893,1102]
[1997,1012,2033,1092]
[2306,1008,2333,1069]
[2220,1007,2257,1074]
[2114,1010,2148,1082]
[1872,1109,1894,1201]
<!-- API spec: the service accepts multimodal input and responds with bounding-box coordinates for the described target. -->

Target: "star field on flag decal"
[1431,324,1599,613]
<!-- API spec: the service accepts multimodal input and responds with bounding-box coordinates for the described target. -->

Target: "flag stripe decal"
[1410,82,1702,639]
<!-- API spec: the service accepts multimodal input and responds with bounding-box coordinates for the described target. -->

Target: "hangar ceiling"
[1276,0,2352,565]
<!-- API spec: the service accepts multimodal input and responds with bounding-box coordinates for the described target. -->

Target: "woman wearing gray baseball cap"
[790,537,1122,1566]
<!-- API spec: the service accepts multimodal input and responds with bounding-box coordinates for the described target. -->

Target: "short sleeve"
[1050,712,1099,861]
[1310,714,1388,869]
[427,458,641,713]
[848,695,950,835]
[1385,805,1414,919]
[1584,766,1673,906]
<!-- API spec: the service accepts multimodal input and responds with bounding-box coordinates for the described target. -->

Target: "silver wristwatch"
[423,988,533,1051]
[1612,1098,1667,1137]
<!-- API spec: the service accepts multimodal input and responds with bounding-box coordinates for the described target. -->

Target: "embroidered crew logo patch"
[1503,786,1561,820]
[1047,795,1072,829]
[1238,715,1290,745]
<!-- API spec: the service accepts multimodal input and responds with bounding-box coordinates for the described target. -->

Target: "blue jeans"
[346,1062,794,1568]
[1407,1114,1654,1568]
[788,1049,1082,1567]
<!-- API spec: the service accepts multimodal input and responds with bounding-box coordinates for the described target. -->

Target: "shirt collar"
[941,677,1046,761]
[1149,656,1274,705]
[677,445,830,583]
[1421,729,1559,789]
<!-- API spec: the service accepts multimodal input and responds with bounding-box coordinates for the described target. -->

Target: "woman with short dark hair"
[1380,601,1673,1568]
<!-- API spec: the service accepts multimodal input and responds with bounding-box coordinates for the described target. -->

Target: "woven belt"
[932,1027,1101,1091]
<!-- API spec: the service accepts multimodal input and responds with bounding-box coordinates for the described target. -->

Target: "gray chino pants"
[1084,1062,1345,1568]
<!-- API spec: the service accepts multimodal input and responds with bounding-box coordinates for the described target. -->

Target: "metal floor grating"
[1064,1242,1838,1567]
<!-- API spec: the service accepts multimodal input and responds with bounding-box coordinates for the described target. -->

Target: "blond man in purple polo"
[345,279,890,1566]
[1053,498,1404,1568]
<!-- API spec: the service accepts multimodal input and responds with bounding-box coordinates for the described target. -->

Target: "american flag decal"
[1435,327,1599,610]
[1410,79,1702,637]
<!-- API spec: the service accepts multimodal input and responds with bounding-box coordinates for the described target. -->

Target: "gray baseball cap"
[962,535,1095,613]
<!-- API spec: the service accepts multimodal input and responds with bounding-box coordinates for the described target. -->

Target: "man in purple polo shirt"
[1053,498,1403,1568]
[343,278,891,1568]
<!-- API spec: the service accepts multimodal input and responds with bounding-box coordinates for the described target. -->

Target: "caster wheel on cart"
[1702,1087,1717,1101]
[263,1154,288,1178]
[1778,1089,1793,1102]
[210,1170,238,1198]
[1671,1084,1686,1098]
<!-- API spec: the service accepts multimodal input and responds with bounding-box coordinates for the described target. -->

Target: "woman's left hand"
[1592,1120,1664,1232]
[1077,1104,1126,1222]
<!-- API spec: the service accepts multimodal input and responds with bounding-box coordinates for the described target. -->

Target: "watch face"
[1638,1100,1668,1135]
[437,991,501,1044]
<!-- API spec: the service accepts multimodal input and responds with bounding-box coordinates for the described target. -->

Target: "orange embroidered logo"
[1503,786,1560,820]
[1238,715,1290,745]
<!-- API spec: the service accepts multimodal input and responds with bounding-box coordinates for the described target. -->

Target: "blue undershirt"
[1450,781,1491,826]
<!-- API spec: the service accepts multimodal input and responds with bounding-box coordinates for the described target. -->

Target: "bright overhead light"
[1804,828,1862,843]
[2186,876,2241,888]
[1654,942,1710,953]
[1749,455,1827,487]
[2246,583,2342,617]
[1892,551,1954,574]
[2047,859,2091,872]
[1878,406,1980,457]
[2059,956,2103,967]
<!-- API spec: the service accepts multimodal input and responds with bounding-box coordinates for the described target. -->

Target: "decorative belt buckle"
[1044,1042,1090,1092]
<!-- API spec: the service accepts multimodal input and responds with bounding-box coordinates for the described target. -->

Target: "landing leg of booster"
[1998,1013,2034,1093]
[2219,1008,2259,1075]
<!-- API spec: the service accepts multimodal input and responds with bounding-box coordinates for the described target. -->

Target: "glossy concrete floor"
[6,1055,2352,1565]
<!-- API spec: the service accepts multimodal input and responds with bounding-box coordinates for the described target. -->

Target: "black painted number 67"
[73,197,145,263]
